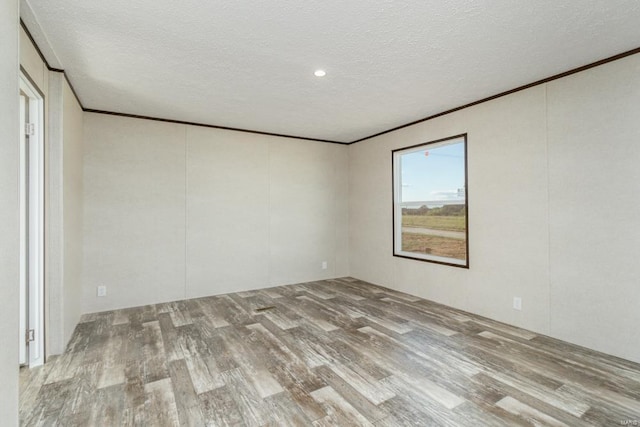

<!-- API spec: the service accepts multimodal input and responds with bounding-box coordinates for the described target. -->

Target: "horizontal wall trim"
[20,18,640,146]
[350,46,640,144]
[83,109,348,144]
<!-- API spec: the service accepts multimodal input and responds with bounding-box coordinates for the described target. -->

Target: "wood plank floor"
[20,277,640,426]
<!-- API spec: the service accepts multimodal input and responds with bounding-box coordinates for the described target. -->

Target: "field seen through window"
[401,205,466,260]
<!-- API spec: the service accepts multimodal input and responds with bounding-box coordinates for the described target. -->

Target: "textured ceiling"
[24,0,640,142]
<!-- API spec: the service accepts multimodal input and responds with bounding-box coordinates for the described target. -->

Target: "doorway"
[19,72,45,368]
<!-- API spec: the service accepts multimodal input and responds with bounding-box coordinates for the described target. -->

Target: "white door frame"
[19,72,45,368]
[19,93,27,366]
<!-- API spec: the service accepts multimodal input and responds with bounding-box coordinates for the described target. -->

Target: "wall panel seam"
[184,125,188,299]
[267,141,272,286]
[544,83,552,336]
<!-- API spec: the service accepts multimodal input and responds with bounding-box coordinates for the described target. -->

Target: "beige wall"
[19,26,47,94]
[349,53,640,363]
[83,113,349,313]
[1,0,20,423]
[546,56,640,363]
[83,115,186,311]
[61,80,84,346]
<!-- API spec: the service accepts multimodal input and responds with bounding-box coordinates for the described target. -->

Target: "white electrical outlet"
[97,285,107,297]
[321,261,328,270]
[513,297,522,311]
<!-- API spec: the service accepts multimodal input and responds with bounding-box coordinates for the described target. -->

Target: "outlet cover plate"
[513,297,522,311]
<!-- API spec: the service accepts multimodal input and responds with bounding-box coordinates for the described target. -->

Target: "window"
[393,134,468,267]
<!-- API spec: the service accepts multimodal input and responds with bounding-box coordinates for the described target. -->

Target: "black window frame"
[392,133,469,268]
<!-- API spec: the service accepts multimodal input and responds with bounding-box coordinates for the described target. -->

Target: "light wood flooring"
[20,277,640,426]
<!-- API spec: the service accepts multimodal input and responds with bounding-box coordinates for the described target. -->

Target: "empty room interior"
[2,0,640,425]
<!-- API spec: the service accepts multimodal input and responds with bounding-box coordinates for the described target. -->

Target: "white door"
[19,74,45,368]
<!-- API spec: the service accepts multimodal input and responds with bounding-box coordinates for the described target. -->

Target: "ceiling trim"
[21,0,63,68]
[20,19,52,70]
[350,46,640,144]
[83,109,349,144]
[20,19,640,146]
[20,19,84,107]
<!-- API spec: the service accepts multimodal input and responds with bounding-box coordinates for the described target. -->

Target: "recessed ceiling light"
[314,69,326,77]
